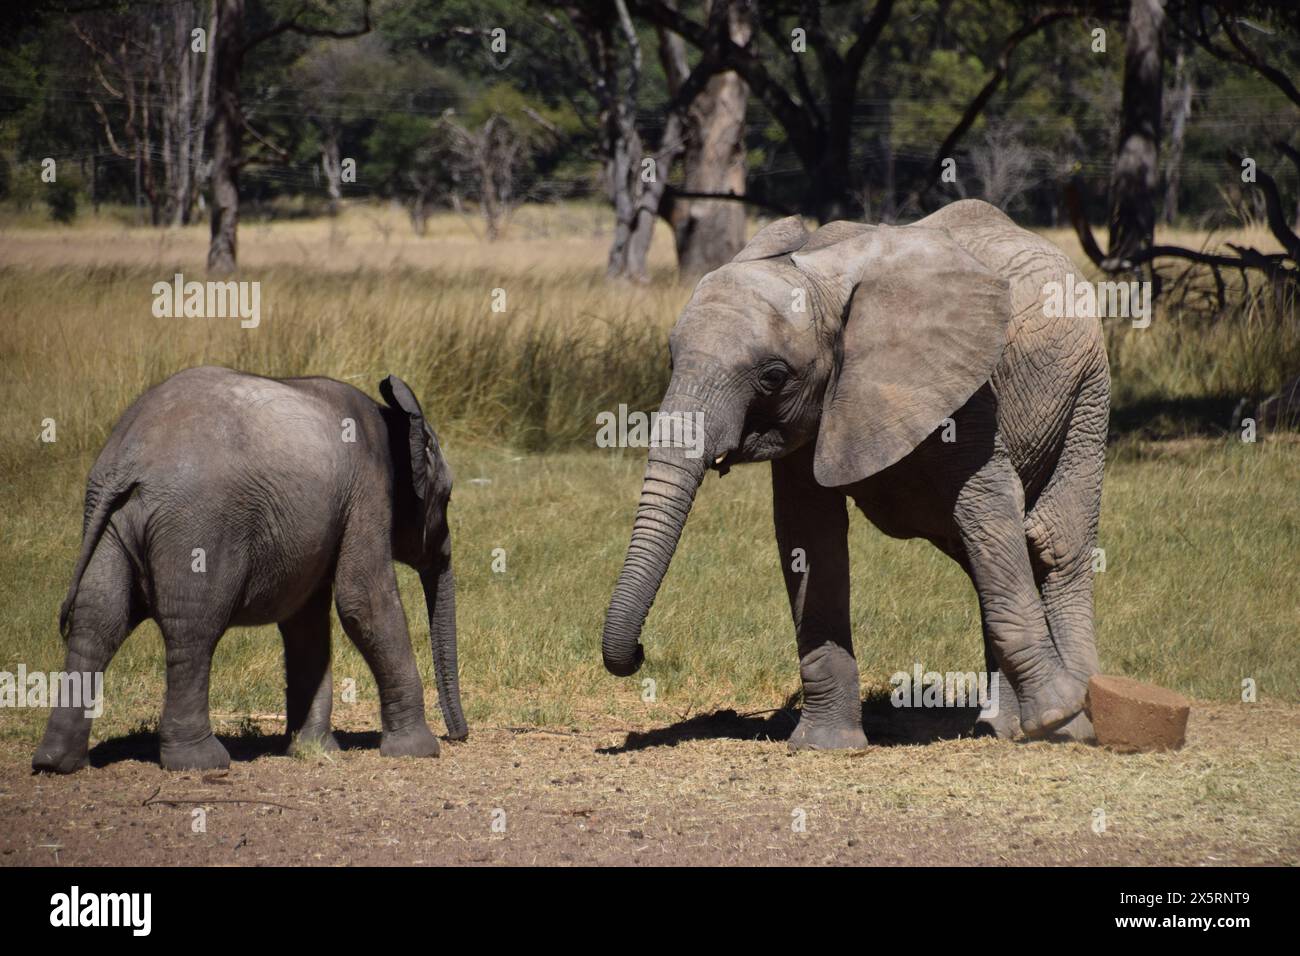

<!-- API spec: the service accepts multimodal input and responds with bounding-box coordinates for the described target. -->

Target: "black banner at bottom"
[0,865,1283,941]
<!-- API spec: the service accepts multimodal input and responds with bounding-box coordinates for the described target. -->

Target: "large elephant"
[33,366,467,773]
[601,200,1108,747]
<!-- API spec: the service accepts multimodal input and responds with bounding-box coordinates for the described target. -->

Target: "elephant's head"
[601,218,1011,676]
[380,375,468,740]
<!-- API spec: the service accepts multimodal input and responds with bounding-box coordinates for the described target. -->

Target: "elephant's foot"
[161,733,231,771]
[973,671,1021,739]
[287,726,341,756]
[974,705,1022,740]
[380,722,441,759]
[32,737,90,775]
[32,717,91,774]
[1043,709,1096,743]
[1018,671,1088,739]
[788,717,868,751]
[791,642,866,750]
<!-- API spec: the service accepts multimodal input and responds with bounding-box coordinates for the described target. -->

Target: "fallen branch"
[1063,154,1298,313]
[142,784,303,812]
[664,187,795,218]
[1227,150,1300,263]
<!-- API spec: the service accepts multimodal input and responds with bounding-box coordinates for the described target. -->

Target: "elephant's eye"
[757,364,789,393]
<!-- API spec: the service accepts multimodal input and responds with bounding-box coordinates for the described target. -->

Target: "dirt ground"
[1,700,1296,866]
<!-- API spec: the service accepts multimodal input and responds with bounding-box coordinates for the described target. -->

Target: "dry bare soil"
[2,700,1295,866]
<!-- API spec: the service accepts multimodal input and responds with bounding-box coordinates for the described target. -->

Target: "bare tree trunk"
[161,38,175,224]
[1162,46,1192,225]
[604,1,671,281]
[1108,0,1164,266]
[321,129,342,216]
[880,94,896,220]
[193,0,216,217]
[606,124,646,279]
[170,2,196,227]
[207,0,244,275]
[141,33,161,227]
[410,194,428,236]
[671,0,751,279]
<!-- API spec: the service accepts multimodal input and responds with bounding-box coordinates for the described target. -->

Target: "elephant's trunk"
[421,556,468,740]
[602,390,726,676]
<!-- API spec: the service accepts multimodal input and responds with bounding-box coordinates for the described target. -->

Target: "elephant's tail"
[59,480,137,638]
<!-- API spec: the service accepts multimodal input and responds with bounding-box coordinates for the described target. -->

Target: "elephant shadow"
[84,727,384,769]
[599,692,986,754]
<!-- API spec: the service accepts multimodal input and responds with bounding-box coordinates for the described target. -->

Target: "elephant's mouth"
[717,410,790,470]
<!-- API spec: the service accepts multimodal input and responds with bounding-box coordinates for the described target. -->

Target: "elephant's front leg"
[333,533,440,759]
[772,447,867,750]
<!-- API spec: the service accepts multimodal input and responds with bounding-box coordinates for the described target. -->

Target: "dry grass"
[0,200,679,277]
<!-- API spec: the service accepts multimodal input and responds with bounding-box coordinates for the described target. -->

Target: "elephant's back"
[93,367,369,579]
[107,366,349,485]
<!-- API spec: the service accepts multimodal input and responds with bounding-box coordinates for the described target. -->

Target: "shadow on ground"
[1108,395,1240,441]
[600,694,986,754]
[84,728,386,769]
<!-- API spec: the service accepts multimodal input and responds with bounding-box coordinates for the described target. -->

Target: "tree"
[206,0,371,275]
[1107,0,1164,269]
[367,112,457,235]
[442,86,561,241]
[664,0,752,278]
[631,0,894,222]
[1162,41,1194,224]
[71,9,166,224]
[291,34,393,216]
[534,1,705,280]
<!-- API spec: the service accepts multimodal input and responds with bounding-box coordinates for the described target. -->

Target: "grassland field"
[0,201,1296,865]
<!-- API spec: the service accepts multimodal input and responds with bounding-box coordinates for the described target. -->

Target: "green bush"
[44,177,78,224]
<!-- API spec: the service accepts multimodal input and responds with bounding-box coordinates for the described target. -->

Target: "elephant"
[32,366,467,773]
[601,199,1108,747]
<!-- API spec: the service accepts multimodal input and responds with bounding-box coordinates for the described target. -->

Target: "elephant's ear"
[732,215,809,262]
[792,225,1011,487]
[379,375,452,547]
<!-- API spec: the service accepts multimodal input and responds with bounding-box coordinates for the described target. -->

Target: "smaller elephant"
[33,366,466,773]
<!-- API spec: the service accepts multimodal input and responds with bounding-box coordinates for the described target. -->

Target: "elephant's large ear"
[792,225,1012,487]
[732,215,810,262]
[380,375,451,548]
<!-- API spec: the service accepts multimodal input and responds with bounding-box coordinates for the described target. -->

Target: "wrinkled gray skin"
[602,200,1108,747]
[33,366,467,773]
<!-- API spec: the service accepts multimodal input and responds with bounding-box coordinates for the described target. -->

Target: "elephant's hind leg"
[954,448,1087,737]
[155,614,232,771]
[279,585,339,754]
[33,539,139,774]
[1024,369,1107,741]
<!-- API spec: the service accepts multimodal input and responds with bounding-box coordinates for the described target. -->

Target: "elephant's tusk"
[714,454,726,465]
